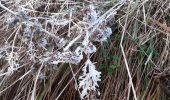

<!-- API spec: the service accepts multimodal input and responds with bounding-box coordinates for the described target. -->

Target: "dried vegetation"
[0,0,170,100]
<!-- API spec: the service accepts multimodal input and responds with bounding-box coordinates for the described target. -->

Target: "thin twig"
[120,3,137,100]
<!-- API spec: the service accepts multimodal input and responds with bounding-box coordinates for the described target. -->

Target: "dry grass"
[0,0,170,100]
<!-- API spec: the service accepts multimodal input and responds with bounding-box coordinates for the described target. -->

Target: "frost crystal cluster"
[79,59,101,99]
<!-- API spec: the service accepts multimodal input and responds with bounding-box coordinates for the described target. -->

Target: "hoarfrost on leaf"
[78,59,101,99]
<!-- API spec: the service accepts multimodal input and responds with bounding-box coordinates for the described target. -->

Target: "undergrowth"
[0,0,170,100]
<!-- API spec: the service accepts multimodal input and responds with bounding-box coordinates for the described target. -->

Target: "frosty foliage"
[83,5,97,23]
[79,59,101,99]
[0,0,125,99]
[51,51,83,65]
[84,42,97,54]
[92,26,112,42]
[46,15,70,26]
[6,52,19,75]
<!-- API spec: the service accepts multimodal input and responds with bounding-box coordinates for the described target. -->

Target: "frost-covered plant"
[6,52,19,75]
[0,0,125,99]
[83,5,98,24]
[46,15,70,26]
[79,59,101,99]
[92,26,112,42]
[84,42,97,54]
[51,51,83,65]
